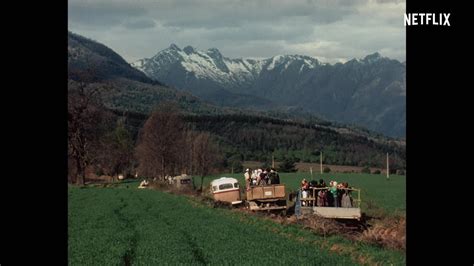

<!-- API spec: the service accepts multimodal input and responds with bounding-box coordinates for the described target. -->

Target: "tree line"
[183,114,406,169]
[115,107,406,171]
[68,81,222,186]
[68,82,406,185]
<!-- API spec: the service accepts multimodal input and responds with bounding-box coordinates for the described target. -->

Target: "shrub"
[323,166,331,173]
[230,161,243,173]
[372,169,381,174]
[260,161,271,170]
[361,166,371,174]
[396,169,405,175]
[278,158,297,172]
[358,216,406,251]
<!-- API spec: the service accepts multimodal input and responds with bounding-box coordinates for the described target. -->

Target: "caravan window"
[219,183,233,190]
[234,183,239,188]
[212,186,217,191]
[180,179,191,184]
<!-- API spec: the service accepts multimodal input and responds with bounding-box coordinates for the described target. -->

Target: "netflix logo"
[404,13,451,26]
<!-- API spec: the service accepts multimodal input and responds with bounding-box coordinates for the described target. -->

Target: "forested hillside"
[68,32,406,175]
[134,45,406,137]
[117,111,405,170]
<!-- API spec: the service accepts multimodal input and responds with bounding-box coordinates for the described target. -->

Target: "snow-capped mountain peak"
[183,45,195,54]
[169,43,181,51]
[132,45,322,87]
[206,48,222,59]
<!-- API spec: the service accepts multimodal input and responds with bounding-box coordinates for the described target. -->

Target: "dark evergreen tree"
[278,158,297,173]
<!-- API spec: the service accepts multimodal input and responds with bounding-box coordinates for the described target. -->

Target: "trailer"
[245,184,287,212]
[173,174,193,190]
[295,187,362,220]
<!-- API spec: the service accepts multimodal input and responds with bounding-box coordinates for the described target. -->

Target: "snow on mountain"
[132,45,405,137]
[132,44,320,88]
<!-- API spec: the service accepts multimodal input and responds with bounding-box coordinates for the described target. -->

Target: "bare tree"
[68,81,107,185]
[191,132,221,191]
[135,103,185,179]
[96,118,134,180]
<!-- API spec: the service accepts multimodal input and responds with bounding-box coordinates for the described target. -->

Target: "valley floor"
[68,180,405,265]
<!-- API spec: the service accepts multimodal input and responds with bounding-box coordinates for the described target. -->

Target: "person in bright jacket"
[329,181,339,207]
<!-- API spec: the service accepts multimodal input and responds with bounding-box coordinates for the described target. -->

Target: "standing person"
[317,179,327,207]
[268,168,278,184]
[251,170,257,185]
[337,182,343,207]
[256,168,263,185]
[268,169,274,184]
[301,178,309,190]
[326,181,334,206]
[270,168,280,184]
[259,170,268,185]
[301,178,309,206]
[265,168,272,184]
[341,182,353,208]
[319,179,327,188]
[329,181,339,207]
[244,168,251,190]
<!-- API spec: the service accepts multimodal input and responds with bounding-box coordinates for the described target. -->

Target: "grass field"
[196,172,406,216]
[69,184,405,265]
[242,161,388,174]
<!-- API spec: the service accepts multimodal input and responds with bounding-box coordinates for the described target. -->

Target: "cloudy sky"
[68,0,405,64]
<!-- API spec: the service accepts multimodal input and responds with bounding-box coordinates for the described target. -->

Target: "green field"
[197,173,406,216]
[69,183,405,265]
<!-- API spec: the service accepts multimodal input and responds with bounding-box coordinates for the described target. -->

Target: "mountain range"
[68,32,157,84]
[67,31,405,168]
[133,45,406,137]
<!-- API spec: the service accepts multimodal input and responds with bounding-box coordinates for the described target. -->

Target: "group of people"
[244,168,280,189]
[300,178,354,208]
[242,169,354,208]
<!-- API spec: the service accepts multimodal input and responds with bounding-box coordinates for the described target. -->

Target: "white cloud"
[68,0,406,63]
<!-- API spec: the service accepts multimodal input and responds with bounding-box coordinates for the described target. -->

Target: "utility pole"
[386,153,390,180]
[272,154,275,168]
[320,151,323,174]
[190,147,193,175]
